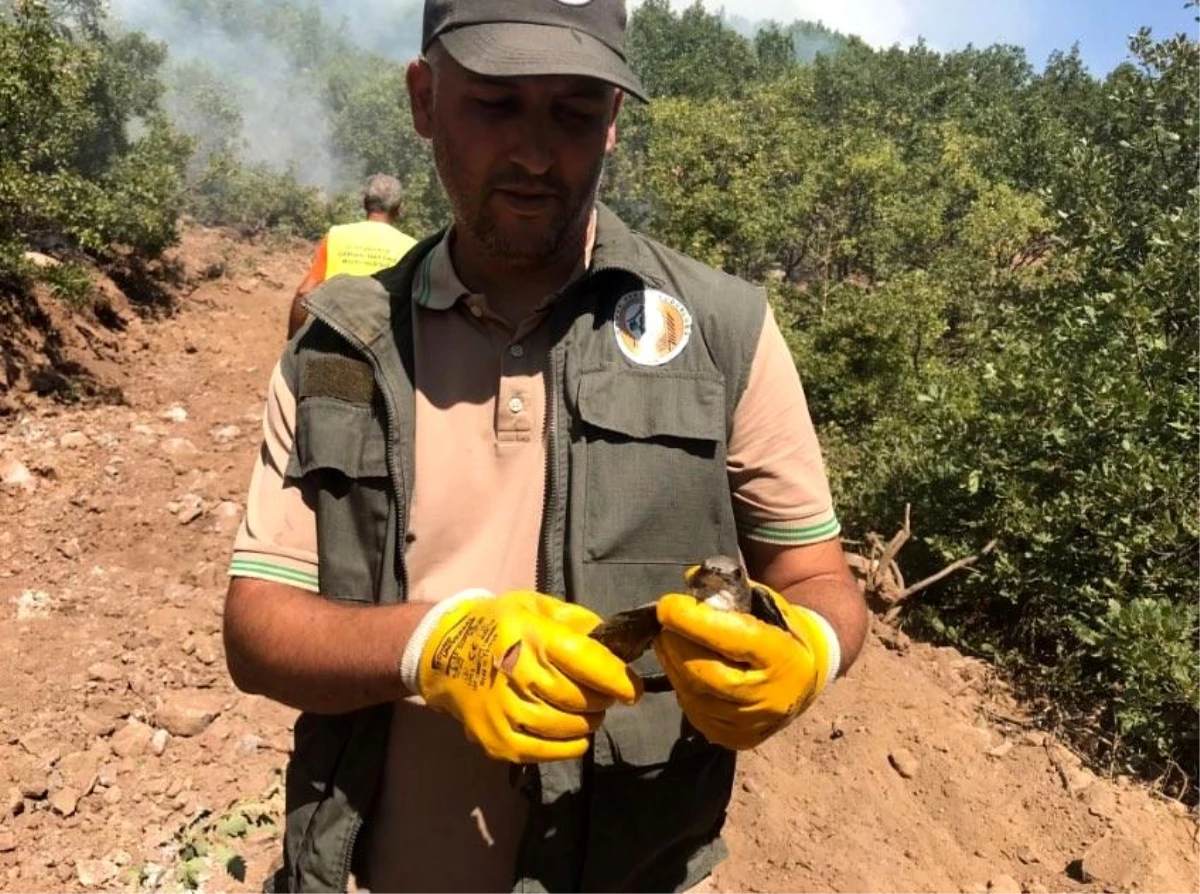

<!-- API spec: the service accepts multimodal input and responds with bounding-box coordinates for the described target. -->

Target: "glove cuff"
[797,606,842,690]
[399,588,494,696]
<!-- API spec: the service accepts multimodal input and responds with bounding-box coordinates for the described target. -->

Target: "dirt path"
[0,229,1196,894]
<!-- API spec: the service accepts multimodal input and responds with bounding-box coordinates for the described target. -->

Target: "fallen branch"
[901,539,998,600]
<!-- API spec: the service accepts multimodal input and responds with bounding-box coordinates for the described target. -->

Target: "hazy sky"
[647,0,1197,74]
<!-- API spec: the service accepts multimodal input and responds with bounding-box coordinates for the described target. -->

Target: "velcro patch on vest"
[299,355,376,405]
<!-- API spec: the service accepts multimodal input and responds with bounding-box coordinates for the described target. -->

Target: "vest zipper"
[303,310,408,894]
[537,347,560,594]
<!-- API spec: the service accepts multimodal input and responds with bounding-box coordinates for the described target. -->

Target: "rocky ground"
[0,228,1196,893]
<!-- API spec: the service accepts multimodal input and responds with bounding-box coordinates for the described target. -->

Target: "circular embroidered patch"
[613,289,693,366]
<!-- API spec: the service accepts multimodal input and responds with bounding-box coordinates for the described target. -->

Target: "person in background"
[286,173,417,337]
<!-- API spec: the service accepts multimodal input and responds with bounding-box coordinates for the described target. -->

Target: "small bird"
[589,555,788,666]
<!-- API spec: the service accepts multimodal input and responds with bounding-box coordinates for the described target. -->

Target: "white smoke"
[109,0,425,190]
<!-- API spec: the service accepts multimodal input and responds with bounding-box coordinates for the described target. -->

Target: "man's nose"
[506,115,555,177]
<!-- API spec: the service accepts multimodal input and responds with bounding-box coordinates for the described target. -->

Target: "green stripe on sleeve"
[229,558,320,591]
[738,516,842,545]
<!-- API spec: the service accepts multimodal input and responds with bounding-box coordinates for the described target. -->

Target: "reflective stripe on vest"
[324,221,416,279]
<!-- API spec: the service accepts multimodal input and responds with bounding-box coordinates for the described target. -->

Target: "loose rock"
[109,719,154,758]
[14,590,53,620]
[211,424,242,443]
[0,828,14,853]
[150,729,170,757]
[59,432,91,450]
[888,747,920,779]
[86,662,123,684]
[156,695,222,738]
[58,752,100,796]
[49,787,79,817]
[75,859,118,888]
[0,459,36,494]
[1078,833,1147,889]
[985,875,1022,894]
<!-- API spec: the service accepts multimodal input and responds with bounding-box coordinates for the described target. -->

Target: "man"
[225,1,869,892]
[286,173,417,337]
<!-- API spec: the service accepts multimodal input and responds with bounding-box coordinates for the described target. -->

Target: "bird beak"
[682,563,703,588]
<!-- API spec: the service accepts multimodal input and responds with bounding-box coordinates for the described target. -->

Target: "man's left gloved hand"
[654,581,841,750]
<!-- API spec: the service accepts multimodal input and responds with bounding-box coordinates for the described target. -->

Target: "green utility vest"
[275,204,768,893]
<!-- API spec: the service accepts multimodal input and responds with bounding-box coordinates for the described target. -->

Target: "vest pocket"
[286,397,392,602]
[576,367,728,564]
[579,691,735,891]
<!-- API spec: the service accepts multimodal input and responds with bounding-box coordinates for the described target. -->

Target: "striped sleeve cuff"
[738,514,842,545]
[229,556,320,592]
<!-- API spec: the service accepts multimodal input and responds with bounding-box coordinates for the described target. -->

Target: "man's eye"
[473,98,515,115]
[559,106,602,125]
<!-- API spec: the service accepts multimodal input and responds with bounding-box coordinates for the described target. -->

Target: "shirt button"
[508,397,524,415]
[509,343,525,359]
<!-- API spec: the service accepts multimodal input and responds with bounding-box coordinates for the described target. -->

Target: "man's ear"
[407,59,434,139]
[605,91,625,153]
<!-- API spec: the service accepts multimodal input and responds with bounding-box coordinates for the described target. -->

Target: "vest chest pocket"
[575,367,729,564]
[286,397,392,602]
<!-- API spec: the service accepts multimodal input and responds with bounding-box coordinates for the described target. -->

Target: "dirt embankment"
[0,228,1196,894]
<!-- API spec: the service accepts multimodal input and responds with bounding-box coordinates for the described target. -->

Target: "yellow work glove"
[654,580,841,751]
[399,589,642,763]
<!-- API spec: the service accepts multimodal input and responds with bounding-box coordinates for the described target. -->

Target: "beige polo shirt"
[230,217,840,892]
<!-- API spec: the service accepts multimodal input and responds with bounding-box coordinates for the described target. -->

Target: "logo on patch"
[613,289,693,366]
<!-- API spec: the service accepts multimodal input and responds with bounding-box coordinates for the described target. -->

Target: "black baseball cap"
[422,0,648,102]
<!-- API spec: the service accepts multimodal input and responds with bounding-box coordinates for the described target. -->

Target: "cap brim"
[439,22,649,103]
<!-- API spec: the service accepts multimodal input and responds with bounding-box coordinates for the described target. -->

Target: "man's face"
[408,49,622,266]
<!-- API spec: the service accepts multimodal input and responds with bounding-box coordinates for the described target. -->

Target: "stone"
[5,787,23,817]
[57,538,82,560]
[193,637,219,666]
[156,695,222,738]
[161,438,198,457]
[0,828,14,853]
[0,459,36,494]
[1016,845,1041,865]
[18,779,47,801]
[235,734,262,757]
[985,875,1022,894]
[174,493,205,525]
[1078,833,1147,889]
[75,859,118,888]
[986,740,1014,759]
[1085,786,1117,819]
[59,432,91,450]
[49,787,79,817]
[888,747,920,779]
[161,407,188,424]
[58,752,100,797]
[109,719,154,758]
[150,729,170,757]
[23,251,59,269]
[102,785,123,806]
[14,590,53,620]
[211,425,242,444]
[86,662,123,683]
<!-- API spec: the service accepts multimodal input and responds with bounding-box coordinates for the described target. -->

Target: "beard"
[432,132,602,266]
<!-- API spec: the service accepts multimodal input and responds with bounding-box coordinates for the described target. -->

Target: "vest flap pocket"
[286,397,389,480]
[577,367,725,442]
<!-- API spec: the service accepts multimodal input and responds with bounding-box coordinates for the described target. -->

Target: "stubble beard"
[433,133,602,268]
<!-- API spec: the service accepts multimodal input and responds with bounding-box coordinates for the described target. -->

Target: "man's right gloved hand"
[399,590,642,763]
